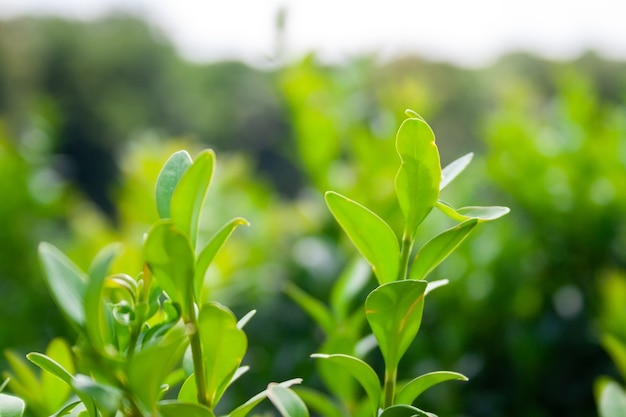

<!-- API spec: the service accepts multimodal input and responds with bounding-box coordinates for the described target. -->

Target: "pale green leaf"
[435,201,510,223]
[425,280,449,295]
[440,153,473,191]
[409,219,478,281]
[156,150,192,219]
[285,283,335,335]
[325,191,399,285]
[396,371,467,405]
[195,217,249,299]
[597,378,626,417]
[72,375,122,414]
[38,243,87,327]
[394,117,441,239]
[365,280,428,371]
[311,354,380,417]
[170,149,215,248]
[379,404,431,417]
[229,378,302,417]
[267,385,309,417]
[0,393,25,417]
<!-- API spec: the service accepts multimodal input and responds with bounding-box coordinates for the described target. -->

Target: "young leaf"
[440,153,473,191]
[395,371,467,405]
[325,191,399,285]
[159,401,216,417]
[394,117,441,239]
[311,354,380,417]
[195,217,249,299]
[198,302,247,407]
[170,149,216,248]
[38,242,87,327]
[365,280,428,371]
[144,220,195,318]
[267,385,309,417]
[285,283,335,335]
[0,393,25,417]
[409,219,478,281]
[435,201,510,223]
[229,378,302,417]
[378,404,431,417]
[156,150,192,219]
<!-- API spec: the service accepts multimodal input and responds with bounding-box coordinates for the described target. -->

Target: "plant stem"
[398,231,413,280]
[186,301,209,406]
[383,366,398,408]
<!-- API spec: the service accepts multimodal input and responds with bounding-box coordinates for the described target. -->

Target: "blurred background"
[1,1,626,416]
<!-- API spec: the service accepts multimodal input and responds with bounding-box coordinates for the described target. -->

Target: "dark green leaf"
[170,149,215,248]
[267,385,309,417]
[0,393,25,417]
[326,192,399,285]
[365,281,428,371]
[394,117,441,239]
[285,283,335,335]
[156,150,192,219]
[440,153,473,191]
[159,401,216,417]
[396,371,467,405]
[409,220,478,281]
[435,201,510,223]
[38,243,87,327]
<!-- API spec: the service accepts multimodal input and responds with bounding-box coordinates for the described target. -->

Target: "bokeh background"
[2,2,626,417]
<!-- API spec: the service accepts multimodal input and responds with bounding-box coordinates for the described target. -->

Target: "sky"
[1,0,625,67]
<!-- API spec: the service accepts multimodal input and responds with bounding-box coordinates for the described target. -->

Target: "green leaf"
[285,283,335,335]
[379,404,431,417]
[229,378,302,417]
[237,311,256,330]
[603,335,626,382]
[144,220,196,319]
[156,150,193,219]
[435,201,510,223]
[425,280,449,295]
[440,153,473,191]
[409,219,478,281]
[292,387,345,417]
[365,280,428,371]
[42,338,74,412]
[267,385,309,417]
[394,117,441,239]
[4,351,41,401]
[85,244,121,355]
[316,333,360,403]
[330,258,371,322]
[597,378,626,417]
[38,243,87,327]
[127,325,188,410]
[198,302,247,407]
[311,354,380,417]
[72,375,123,414]
[159,401,216,417]
[0,393,25,417]
[170,149,216,248]
[395,371,467,405]
[195,217,249,299]
[325,192,399,285]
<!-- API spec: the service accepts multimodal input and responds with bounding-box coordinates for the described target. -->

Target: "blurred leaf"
[156,150,193,219]
[311,354,380,417]
[330,258,371,321]
[267,385,309,417]
[72,375,122,414]
[603,335,626,382]
[38,243,87,327]
[394,117,441,239]
[236,311,256,330]
[144,220,195,318]
[326,191,399,285]
[435,201,510,223]
[0,393,25,417]
[424,280,449,296]
[440,153,473,191]
[42,338,74,412]
[317,333,359,403]
[198,303,247,407]
[285,283,335,335]
[597,378,626,417]
[159,401,216,417]
[229,378,302,417]
[170,149,215,248]
[379,404,431,417]
[395,371,467,405]
[195,217,249,299]
[365,280,427,371]
[293,387,345,417]
[3,351,41,402]
[409,219,478,281]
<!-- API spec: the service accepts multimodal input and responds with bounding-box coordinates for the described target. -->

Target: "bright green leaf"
[229,378,302,417]
[435,201,510,223]
[285,283,335,335]
[195,217,249,299]
[365,280,428,371]
[156,150,192,219]
[379,404,431,417]
[144,220,195,318]
[198,302,247,408]
[267,385,309,417]
[394,117,441,239]
[42,338,74,412]
[170,149,215,248]
[440,153,473,191]
[4,351,41,401]
[311,354,380,417]
[159,401,216,417]
[597,378,626,417]
[0,393,25,417]
[409,219,478,281]
[325,192,399,285]
[38,243,87,327]
[396,371,467,405]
